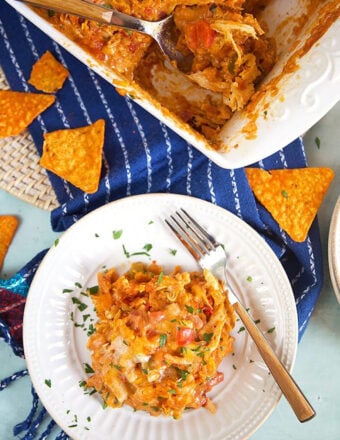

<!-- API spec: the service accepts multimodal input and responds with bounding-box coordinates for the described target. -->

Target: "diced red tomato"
[177,327,195,346]
[185,20,215,52]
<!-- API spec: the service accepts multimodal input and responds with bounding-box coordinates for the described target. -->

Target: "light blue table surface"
[1,101,339,440]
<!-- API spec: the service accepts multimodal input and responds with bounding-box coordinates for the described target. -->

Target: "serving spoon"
[17,0,193,72]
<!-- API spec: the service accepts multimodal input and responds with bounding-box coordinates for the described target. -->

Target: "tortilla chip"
[28,51,69,93]
[40,119,105,194]
[245,167,334,242]
[0,215,19,270]
[0,90,55,139]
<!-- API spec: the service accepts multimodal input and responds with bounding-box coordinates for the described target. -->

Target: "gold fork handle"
[233,301,315,422]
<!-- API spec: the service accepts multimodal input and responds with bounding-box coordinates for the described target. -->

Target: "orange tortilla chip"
[0,215,19,270]
[28,51,69,93]
[246,167,334,242]
[0,90,55,139]
[40,119,105,194]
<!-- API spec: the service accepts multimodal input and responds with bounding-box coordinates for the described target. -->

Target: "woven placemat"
[0,67,58,211]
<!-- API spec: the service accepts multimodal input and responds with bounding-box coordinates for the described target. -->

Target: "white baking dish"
[5,0,340,168]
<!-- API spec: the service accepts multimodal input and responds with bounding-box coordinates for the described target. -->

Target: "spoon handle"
[18,0,113,23]
[17,0,146,31]
[233,301,316,423]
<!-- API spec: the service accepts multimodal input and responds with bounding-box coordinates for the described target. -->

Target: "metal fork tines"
[164,208,316,423]
[165,208,218,258]
[165,209,230,286]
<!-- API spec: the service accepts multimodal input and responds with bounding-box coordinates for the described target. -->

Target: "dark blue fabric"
[0,0,323,339]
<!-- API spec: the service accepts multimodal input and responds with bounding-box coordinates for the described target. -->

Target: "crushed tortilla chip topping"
[40,119,105,194]
[0,90,55,139]
[28,51,69,93]
[245,167,334,242]
[0,215,19,270]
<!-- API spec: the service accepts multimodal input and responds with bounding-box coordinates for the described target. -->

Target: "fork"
[165,209,315,423]
[18,0,193,72]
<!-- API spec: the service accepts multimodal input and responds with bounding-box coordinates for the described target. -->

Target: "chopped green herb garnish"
[113,230,123,239]
[203,332,213,342]
[315,136,321,149]
[88,285,99,295]
[44,379,52,388]
[72,297,88,312]
[237,326,245,333]
[122,244,130,258]
[159,333,167,347]
[176,368,189,381]
[168,389,176,394]
[247,276,252,282]
[157,272,164,284]
[267,326,276,333]
[143,243,152,252]
[185,305,194,314]
[84,363,95,374]
[169,248,177,256]
[54,238,59,247]
[75,282,82,288]
[87,324,96,336]
[281,190,289,199]
[122,243,152,258]
[62,288,73,294]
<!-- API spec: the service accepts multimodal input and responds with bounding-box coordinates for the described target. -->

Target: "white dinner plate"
[329,196,340,303]
[23,194,298,440]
